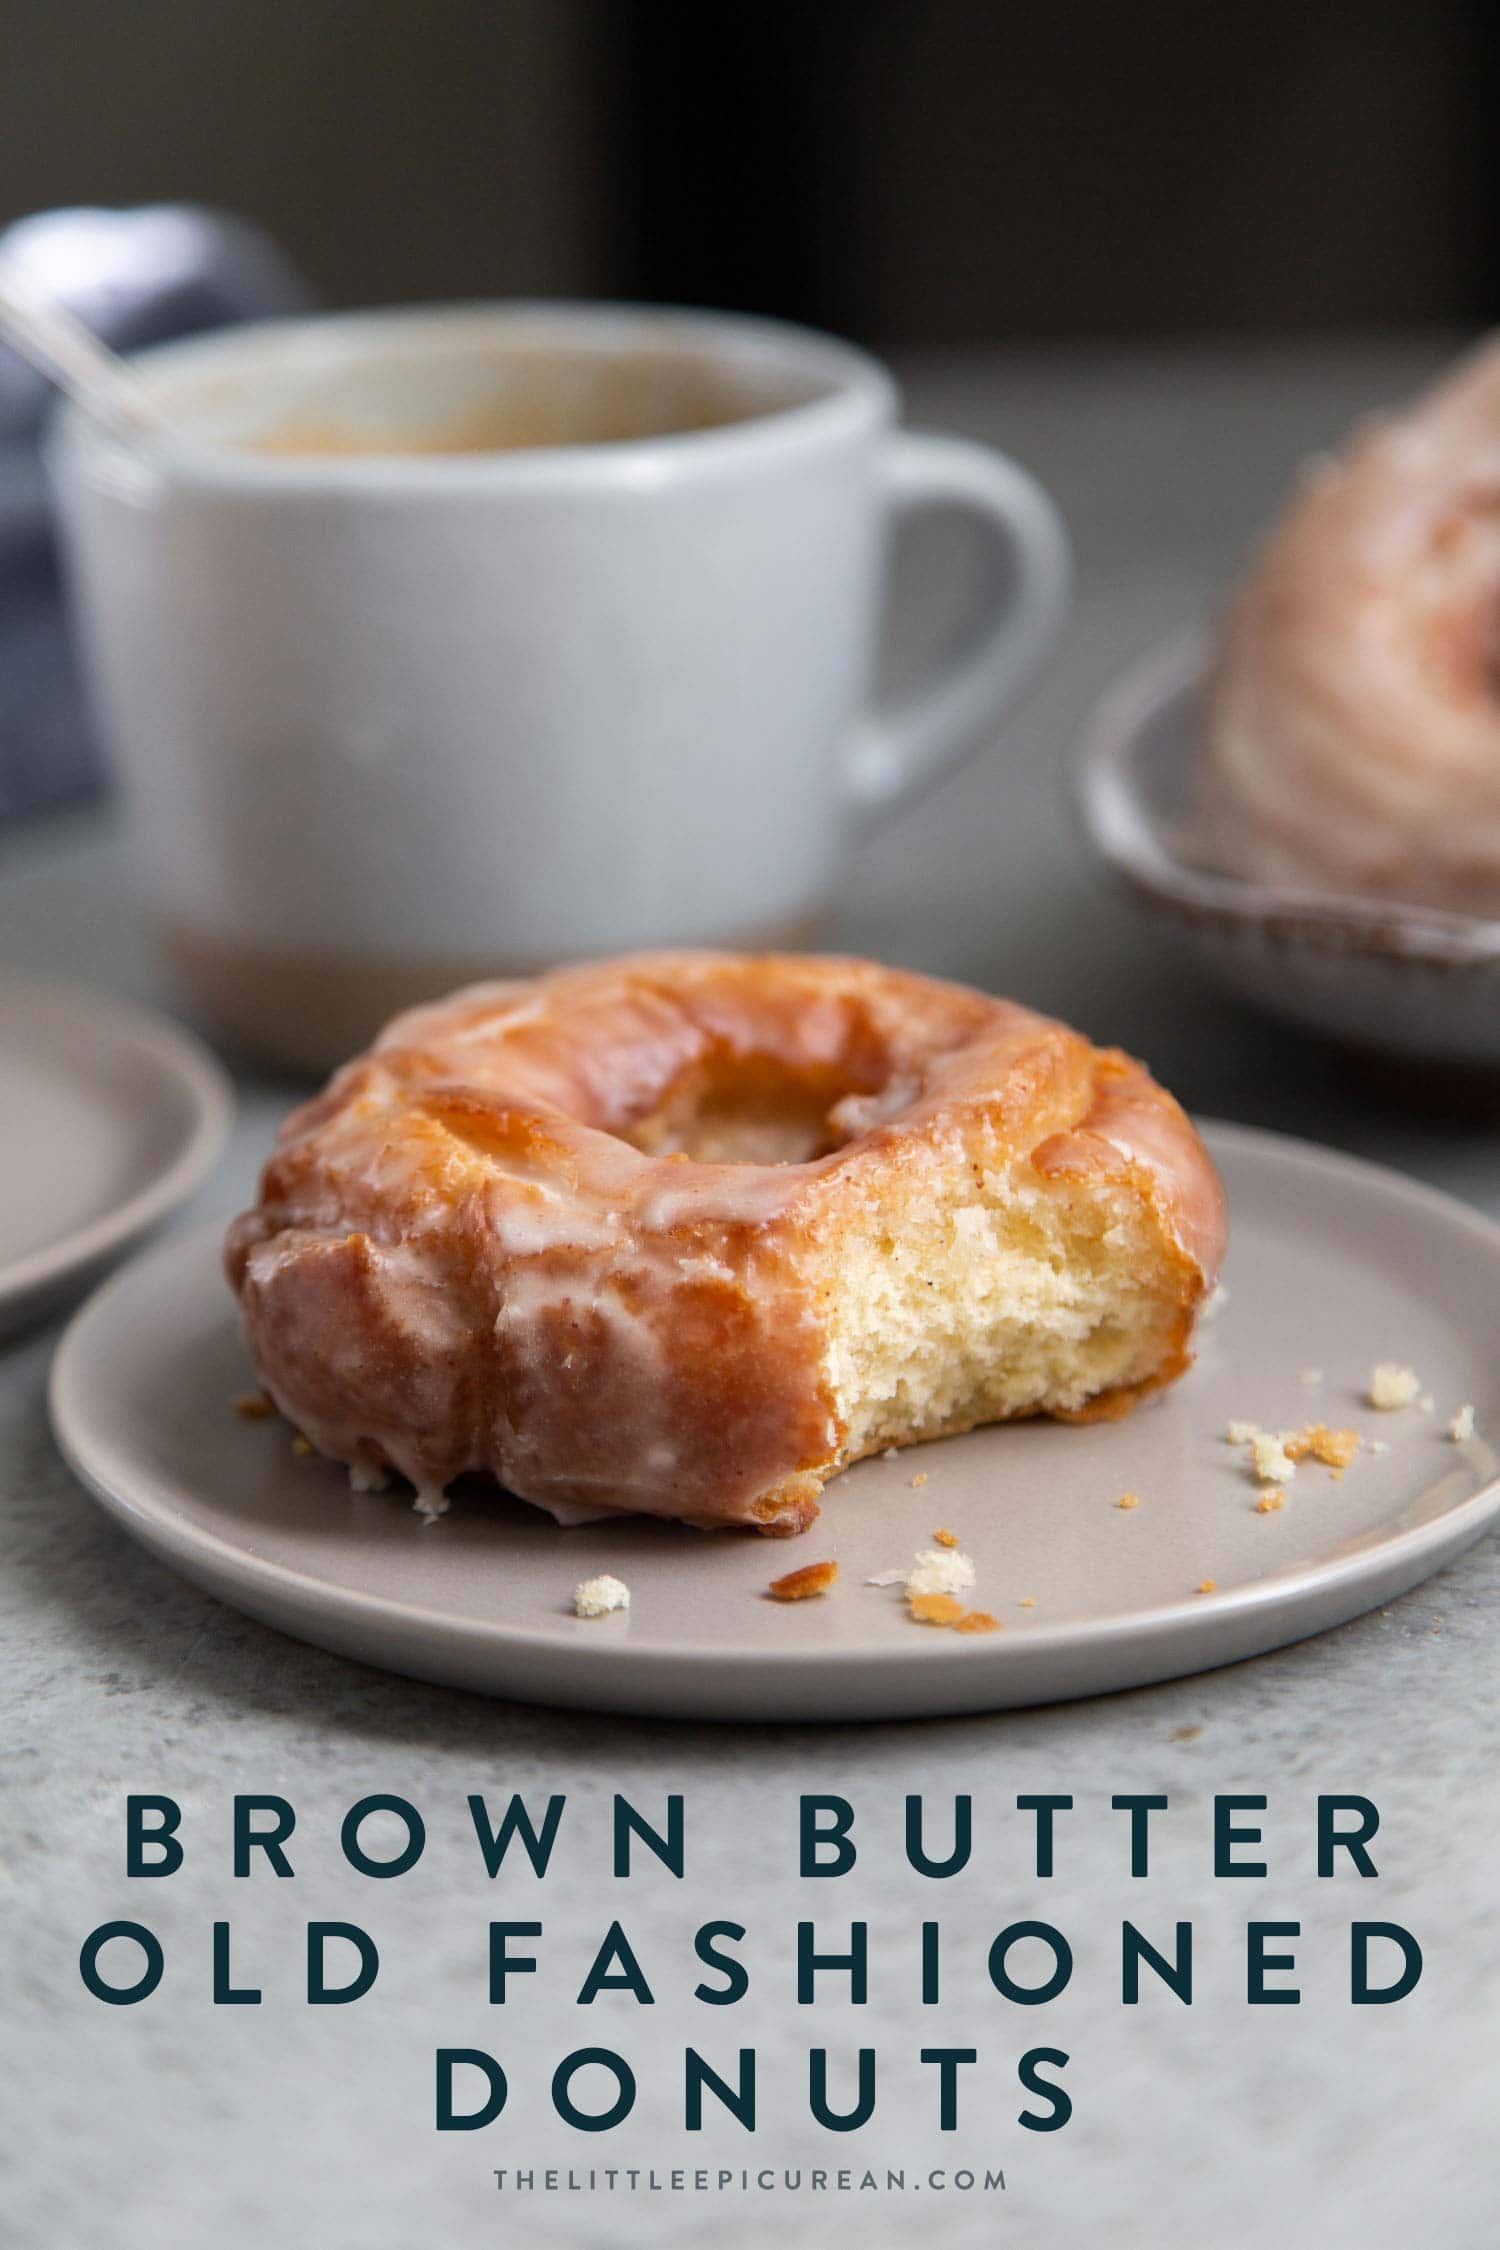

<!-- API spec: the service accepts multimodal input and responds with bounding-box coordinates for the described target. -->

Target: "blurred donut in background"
[1203,337,1500,918]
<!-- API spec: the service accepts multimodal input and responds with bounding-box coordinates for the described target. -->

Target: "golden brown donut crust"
[226,952,1226,1533]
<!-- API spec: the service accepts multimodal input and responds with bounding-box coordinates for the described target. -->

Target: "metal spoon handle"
[0,259,162,440]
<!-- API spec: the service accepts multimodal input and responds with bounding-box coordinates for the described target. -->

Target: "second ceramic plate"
[50,1124,1500,1720]
[1078,636,1500,1072]
[0,976,233,1339]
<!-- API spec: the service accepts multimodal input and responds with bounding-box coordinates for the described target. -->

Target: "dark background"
[4,0,1497,347]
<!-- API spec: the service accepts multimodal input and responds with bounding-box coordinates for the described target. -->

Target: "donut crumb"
[954,1609,1001,1635]
[909,1592,966,1626]
[907,1547,977,1597]
[1369,1362,1420,1411]
[234,1391,277,1420]
[1251,1431,1297,1484]
[932,1527,959,1548]
[1196,1578,1218,1595]
[1116,1490,1141,1510]
[1286,1423,1362,1474]
[768,1559,839,1602]
[574,1574,630,1618]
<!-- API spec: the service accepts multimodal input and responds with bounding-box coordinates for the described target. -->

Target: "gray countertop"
[2,336,1494,2250]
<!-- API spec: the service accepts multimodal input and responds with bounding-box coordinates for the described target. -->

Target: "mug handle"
[844,431,1071,830]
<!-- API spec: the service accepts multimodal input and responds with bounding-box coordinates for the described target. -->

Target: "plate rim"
[47,1119,1500,1695]
[0,974,235,1318]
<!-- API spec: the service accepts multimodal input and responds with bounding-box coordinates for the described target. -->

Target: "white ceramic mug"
[50,303,1069,1067]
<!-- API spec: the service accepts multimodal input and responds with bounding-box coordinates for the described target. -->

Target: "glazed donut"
[1204,336,1500,915]
[225,953,1226,1534]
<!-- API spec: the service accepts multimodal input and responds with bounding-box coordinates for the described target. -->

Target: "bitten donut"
[226,953,1226,1534]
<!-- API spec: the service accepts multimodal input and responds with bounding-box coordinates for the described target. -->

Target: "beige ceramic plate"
[50,1124,1500,1720]
[0,977,233,1340]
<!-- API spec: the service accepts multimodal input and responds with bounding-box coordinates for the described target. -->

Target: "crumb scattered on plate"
[869,1544,992,1634]
[234,1391,276,1420]
[768,1559,838,1601]
[574,1573,630,1618]
[1448,1403,1476,1443]
[909,1591,966,1626]
[1287,1423,1361,1474]
[1018,1595,1038,1609]
[1255,1490,1285,1514]
[1369,1362,1420,1410]
[1226,1418,1361,1488]
[1251,1431,1297,1484]
[291,1432,315,1458]
[908,1591,999,1634]
[907,1546,977,1597]
[909,1470,928,1489]
[1116,1490,1141,1511]
[1196,1578,1218,1595]
[1172,1724,1203,1743]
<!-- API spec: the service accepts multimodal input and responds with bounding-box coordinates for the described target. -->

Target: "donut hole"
[621,1050,892,1166]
